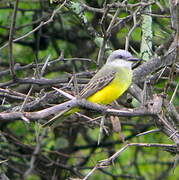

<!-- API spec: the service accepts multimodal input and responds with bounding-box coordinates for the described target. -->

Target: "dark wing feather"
[80,65,116,99]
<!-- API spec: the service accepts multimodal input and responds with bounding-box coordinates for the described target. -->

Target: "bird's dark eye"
[118,55,123,58]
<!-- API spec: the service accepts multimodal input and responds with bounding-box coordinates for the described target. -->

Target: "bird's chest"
[87,68,132,104]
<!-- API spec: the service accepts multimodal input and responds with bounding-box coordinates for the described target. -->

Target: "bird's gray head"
[107,49,139,63]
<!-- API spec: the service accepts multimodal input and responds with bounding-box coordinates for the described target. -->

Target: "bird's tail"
[42,107,80,128]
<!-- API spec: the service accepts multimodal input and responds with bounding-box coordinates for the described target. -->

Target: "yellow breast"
[87,68,132,104]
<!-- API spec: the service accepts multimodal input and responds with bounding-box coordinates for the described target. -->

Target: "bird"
[79,49,139,104]
[43,49,139,127]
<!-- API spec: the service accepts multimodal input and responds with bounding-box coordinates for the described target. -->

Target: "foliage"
[0,0,179,180]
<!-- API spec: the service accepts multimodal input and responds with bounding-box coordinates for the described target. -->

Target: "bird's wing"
[79,65,116,99]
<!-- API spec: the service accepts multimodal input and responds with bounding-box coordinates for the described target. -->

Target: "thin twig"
[136,129,160,137]
[52,87,75,100]
[8,0,19,78]
[19,86,33,112]
[125,7,140,50]
[40,54,51,77]
[169,83,179,104]
[97,7,120,67]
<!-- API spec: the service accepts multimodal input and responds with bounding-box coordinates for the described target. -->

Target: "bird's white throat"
[108,59,132,69]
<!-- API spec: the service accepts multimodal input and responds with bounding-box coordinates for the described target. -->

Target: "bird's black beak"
[127,57,141,62]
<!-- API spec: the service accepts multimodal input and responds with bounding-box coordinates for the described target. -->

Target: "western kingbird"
[43,49,139,127]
